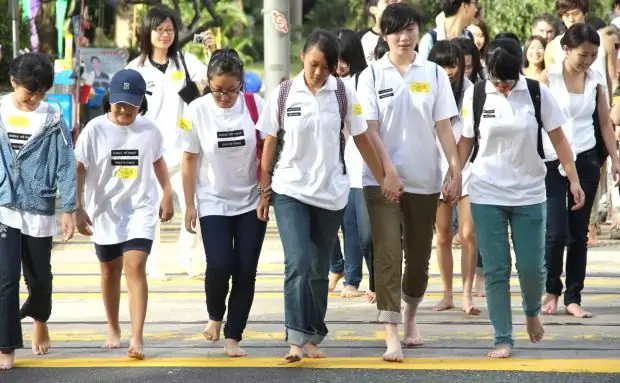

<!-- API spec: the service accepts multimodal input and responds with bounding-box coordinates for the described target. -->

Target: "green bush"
[0,0,31,89]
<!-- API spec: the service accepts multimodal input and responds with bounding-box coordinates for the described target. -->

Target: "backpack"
[243,92,262,181]
[426,29,474,48]
[592,85,608,166]
[272,78,348,174]
[470,78,545,162]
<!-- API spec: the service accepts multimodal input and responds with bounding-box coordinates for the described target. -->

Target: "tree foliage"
[0,0,31,88]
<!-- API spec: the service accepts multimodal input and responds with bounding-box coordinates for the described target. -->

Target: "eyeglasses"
[153,28,175,36]
[210,86,241,98]
[488,76,517,88]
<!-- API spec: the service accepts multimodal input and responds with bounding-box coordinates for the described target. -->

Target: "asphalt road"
[3,368,620,383]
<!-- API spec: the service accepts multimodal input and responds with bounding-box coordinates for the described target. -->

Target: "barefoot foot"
[365,290,377,304]
[284,345,303,363]
[487,344,512,358]
[525,315,545,343]
[462,296,481,316]
[541,294,559,315]
[224,339,247,357]
[304,343,326,358]
[383,323,404,362]
[102,326,121,349]
[341,285,362,298]
[127,337,144,360]
[328,273,342,292]
[203,320,222,342]
[32,321,51,355]
[0,352,14,370]
[432,296,454,312]
[402,303,424,347]
[566,303,593,318]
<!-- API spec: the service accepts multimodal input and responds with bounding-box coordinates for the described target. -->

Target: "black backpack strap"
[525,78,545,159]
[355,72,361,90]
[470,81,487,162]
[593,84,608,166]
[429,29,438,46]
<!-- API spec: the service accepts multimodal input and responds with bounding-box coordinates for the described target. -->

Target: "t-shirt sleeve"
[74,122,93,168]
[345,81,368,136]
[256,86,280,138]
[417,32,433,61]
[151,121,165,161]
[356,66,379,121]
[184,52,208,84]
[181,102,201,154]
[461,86,475,139]
[539,84,567,133]
[433,65,459,123]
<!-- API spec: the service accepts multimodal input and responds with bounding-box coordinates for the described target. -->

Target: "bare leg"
[100,258,123,349]
[458,199,480,316]
[402,298,424,347]
[328,273,342,292]
[124,250,149,360]
[433,202,455,311]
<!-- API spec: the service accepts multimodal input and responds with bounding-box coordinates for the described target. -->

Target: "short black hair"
[428,40,465,107]
[485,38,523,82]
[532,13,557,29]
[586,16,606,30]
[90,56,102,64]
[10,52,55,93]
[374,38,389,60]
[443,0,473,18]
[102,92,149,116]
[206,48,244,93]
[303,28,342,72]
[380,3,422,36]
[560,23,600,48]
[335,29,368,76]
[494,32,521,45]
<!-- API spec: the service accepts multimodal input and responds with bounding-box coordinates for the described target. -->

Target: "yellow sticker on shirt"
[8,115,30,128]
[461,106,469,119]
[410,82,430,93]
[178,117,192,131]
[171,70,184,81]
[352,103,363,116]
[117,167,138,180]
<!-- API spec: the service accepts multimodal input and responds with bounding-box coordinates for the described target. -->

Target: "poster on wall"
[80,48,130,91]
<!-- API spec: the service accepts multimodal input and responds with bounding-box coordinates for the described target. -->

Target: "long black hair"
[138,6,181,68]
[335,28,367,76]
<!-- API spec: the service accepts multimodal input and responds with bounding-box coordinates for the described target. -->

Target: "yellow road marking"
[13,357,620,372]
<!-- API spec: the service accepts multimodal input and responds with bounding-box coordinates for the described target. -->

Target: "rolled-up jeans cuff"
[377,310,401,324]
[402,294,423,306]
[476,266,484,277]
[286,328,325,347]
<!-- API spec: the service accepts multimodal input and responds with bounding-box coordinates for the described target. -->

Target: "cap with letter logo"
[109,69,147,107]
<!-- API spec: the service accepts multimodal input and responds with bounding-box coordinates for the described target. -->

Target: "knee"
[483,263,512,282]
[459,225,476,246]
[435,227,453,248]
[123,259,146,279]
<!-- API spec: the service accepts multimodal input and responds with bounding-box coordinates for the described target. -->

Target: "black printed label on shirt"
[218,139,246,148]
[482,109,496,118]
[217,130,244,139]
[286,106,302,117]
[110,149,139,166]
[8,132,31,151]
[378,88,394,99]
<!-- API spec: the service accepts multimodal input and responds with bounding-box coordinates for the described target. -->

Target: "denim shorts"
[94,238,153,263]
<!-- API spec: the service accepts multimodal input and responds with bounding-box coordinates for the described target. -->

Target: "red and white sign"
[272,10,289,34]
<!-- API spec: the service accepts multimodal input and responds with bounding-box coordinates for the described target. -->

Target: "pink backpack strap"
[243,92,259,124]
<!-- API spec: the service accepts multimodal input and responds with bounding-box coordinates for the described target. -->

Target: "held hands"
[159,190,174,222]
[185,205,198,234]
[75,208,92,237]
[441,169,462,205]
[611,159,620,187]
[570,181,586,211]
[381,170,403,203]
[61,212,76,241]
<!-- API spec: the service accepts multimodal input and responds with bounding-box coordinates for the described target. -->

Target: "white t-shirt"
[343,75,365,189]
[544,66,603,161]
[437,78,473,197]
[356,53,458,194]
[75,115,164,245]
[257,73,368,211]
[417,22,472,60]
[361,30,381,64]
[127,52,206,170]
[182,93,265,216]
[461,77,567,206]
[0,96,56,237]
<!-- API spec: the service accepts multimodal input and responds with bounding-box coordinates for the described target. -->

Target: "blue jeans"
[272,193,345,347]
[329,188,374,290]
[470,202,546,347]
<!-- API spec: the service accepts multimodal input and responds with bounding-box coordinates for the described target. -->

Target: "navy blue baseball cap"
[109,69,147,107]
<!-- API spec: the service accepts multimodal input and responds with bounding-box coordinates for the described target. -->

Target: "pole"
[10,0,20,58]
[263,0,290,97]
